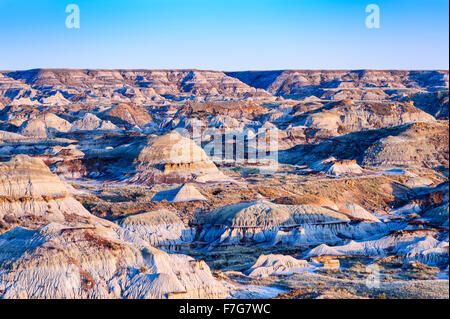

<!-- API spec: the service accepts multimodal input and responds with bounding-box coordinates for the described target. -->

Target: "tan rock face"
[104,103,153,127]
[125,131,231,185]
[0,155,109,231]
[296,100,436,138]
[290,121,449,169]
[362,122,449,168]
[323,259,340,269]
[184,100,268,120]
[0,154,67,198]
[136,131,212,166]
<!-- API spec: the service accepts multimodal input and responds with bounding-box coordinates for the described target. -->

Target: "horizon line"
[2,68,449,73]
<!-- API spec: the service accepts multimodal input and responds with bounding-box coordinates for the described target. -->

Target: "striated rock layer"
[117,131,232,184]
[0,156,230,299]
[197,200,387,246]
[0,155,108,231]
[0,223,229,299]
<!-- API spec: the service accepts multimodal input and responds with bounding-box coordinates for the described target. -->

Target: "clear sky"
[0,0,448,70]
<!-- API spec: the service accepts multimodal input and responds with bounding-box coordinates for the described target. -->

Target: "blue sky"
[0,0,448,70]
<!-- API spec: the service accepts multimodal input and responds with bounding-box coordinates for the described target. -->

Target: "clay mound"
[56,147,85,158]
[124,131,231,185]
[341,203,381,222]
[290,122,448,169]
[0,222,229,298]
[325,160,363,176]
[338,101,435,130]
[39,91,70,105]
[151,184,207,203]
[9,97,37,106]
[312,158,363,176]
[199,200,350,228]
[103,103,153,127]
[118,209,195,246]
[0,155,108,231]
[121,209,182,226]
[362,122,449,168]
[136,131,211,166]
[246,254,310,278]
[70,113,120,132]
[0,130,27,142]
[37,112,72,134]
[404,176,434,188]
[276,125,308,151]
[18,118,47,138]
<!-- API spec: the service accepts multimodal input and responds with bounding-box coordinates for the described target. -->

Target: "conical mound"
[126,131,231,185]
[312,158,363,176]
[325,160,363,176]
[151,183,207,202]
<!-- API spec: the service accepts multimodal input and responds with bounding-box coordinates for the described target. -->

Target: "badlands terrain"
[0,69,448,299]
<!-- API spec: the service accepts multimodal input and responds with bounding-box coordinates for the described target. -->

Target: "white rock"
[246,254,310,278]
